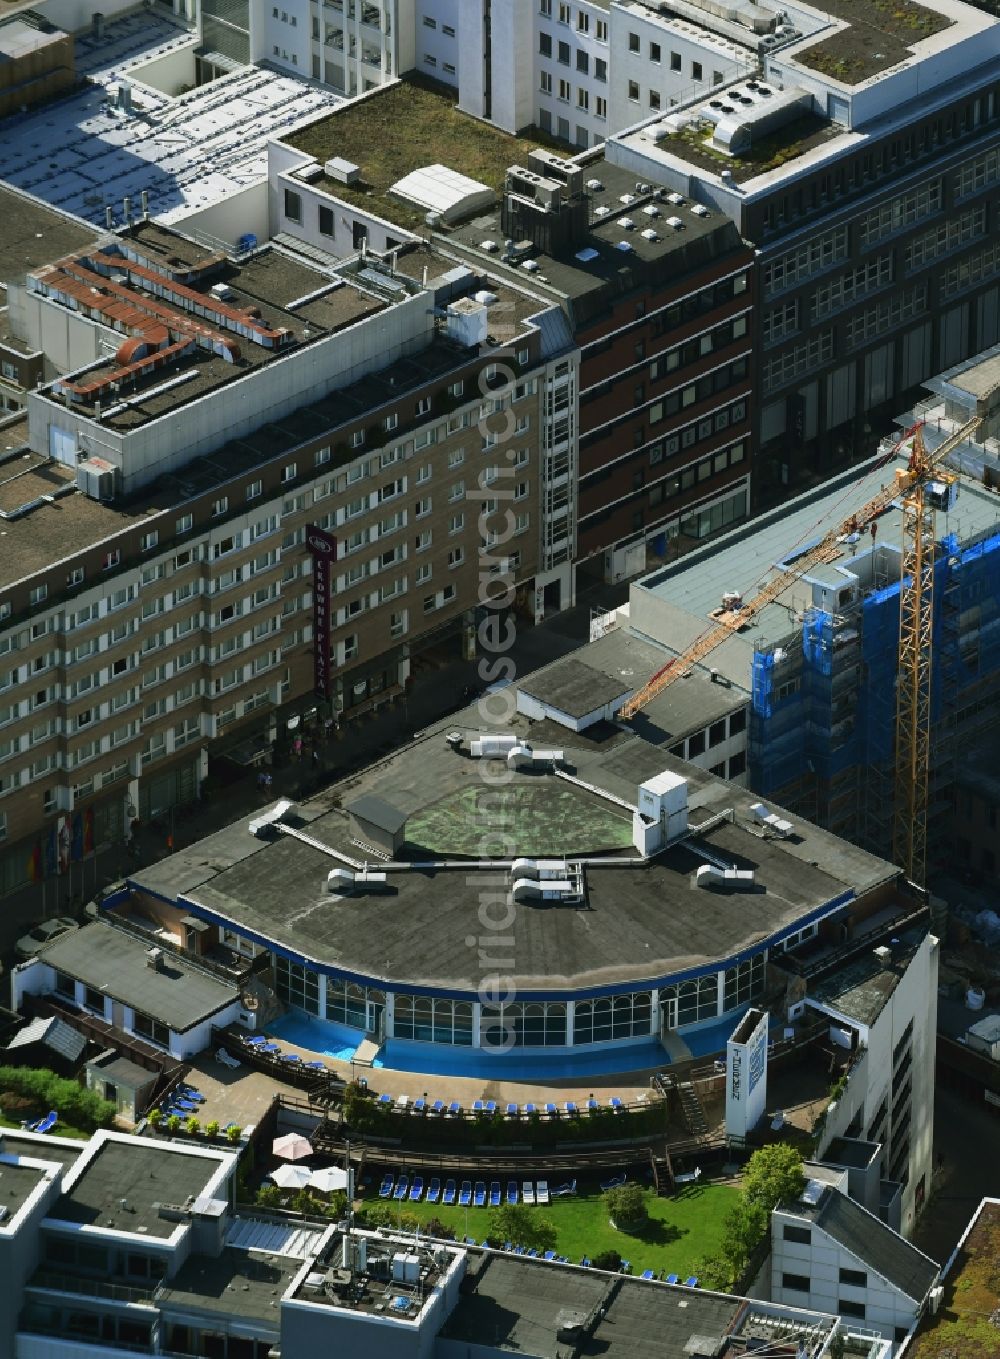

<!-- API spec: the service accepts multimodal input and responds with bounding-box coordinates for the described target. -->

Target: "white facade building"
[802,929,940,1238]
[770,1181,940,1349]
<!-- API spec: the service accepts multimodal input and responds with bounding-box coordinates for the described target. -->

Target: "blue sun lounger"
[543,1250,556,1261]
[489,1181,501,1207]
[393,1176,409,1200]
[485,1100,497,1115]
[427,1178,441,1203]
[409,1177,423,1202]
[587,1098,599,1112]
[685,1276,699,1288]
[281,1052,301,1063]
[431,1099,444,1114]
[306,1060,326,1070]
[506,1181,518,1205]
[600,1173,627,1191]
[564,1101,577,1115]
[641,1269,655,1280]
[545,1102,557,1116]
[620,1260,631,1274]
[378,1173,394,1198]
[32,1111,57,1134]
[666,1273,680,1285]
[413,1098,425,1113]
[610,1096,623,1111]
[506,1103,518,1117]
[448,1101,461,1116]
[523,1102,535,1115]
[459,1181,472,1206]
[443,1179,457,1204]
[473,1099,484,1113]
[378,1093,392,1106]
[474,1181,486,1207]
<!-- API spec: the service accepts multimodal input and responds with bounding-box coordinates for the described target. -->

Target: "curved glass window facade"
[573,992,652,1045]
[394,995,473,1045]
[660,974,718,1026]
[326,979,384,1028]
[724,954,766,1011]
[480,1001,567,1048]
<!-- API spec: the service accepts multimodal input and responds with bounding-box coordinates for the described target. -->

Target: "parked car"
[15,916,79,962]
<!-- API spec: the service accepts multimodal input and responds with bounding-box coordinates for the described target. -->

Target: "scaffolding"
[749,528,1000,864]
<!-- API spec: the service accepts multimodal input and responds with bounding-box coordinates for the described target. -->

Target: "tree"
[604,1183,648,1231]
[742,1144,806,1214]
[591,1249,622,1272]
[256,1183,282,1209]
[714,1199,769,1288]
[487,1202,557,1252]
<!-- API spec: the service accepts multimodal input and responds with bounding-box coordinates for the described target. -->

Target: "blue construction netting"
[748,527,1000,801]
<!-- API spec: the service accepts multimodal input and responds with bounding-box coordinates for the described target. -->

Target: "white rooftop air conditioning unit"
[325,157,361,184]
[643,204,660,217]
[691,204,710,217]
[587,178,604,191]
[521,259,539,272]
[480,239,499,253]
[619,193,636,206]
[210,282,235,301]
[619,217,635,230]
[666,216,684,230]
[594,205,611,217]
[641,228,659,242]
[666,192,685,205]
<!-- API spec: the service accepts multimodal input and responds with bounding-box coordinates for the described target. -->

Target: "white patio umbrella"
[308,1166,348,1194]
[269,1164,313,1190]
[272,1132,312,1161]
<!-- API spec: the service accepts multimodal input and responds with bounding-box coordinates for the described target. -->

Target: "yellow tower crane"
[619,412,985,886]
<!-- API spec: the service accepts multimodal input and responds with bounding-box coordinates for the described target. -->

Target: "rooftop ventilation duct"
[249,800,297,837]
[696,864,756,890]
[469,734,518,759]
[750,802,793,838]
[327,867,388,894]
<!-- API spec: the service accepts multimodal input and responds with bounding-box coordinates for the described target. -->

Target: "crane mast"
[618,412,987,887]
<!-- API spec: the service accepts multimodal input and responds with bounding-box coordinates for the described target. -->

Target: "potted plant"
[166,1114,182,1135]
[225,1123,242,1145]
[147,1108,162,1130]
[205,1119,220,1140]
[185,1115,201,1137]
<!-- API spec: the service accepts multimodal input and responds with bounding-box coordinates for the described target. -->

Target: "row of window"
[760,90,1000,238]
[539,1,608,41]
[273,959,767,1043]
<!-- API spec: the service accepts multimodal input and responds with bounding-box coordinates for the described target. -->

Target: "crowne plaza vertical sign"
[306,525,337,700]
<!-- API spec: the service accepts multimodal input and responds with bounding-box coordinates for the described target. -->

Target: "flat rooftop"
[282,74,554,234]
[442,1252,837,1358]
[33,227,388,431]
[518,627,748,745]
[158,1246,299,1323]
[0,248,537,595]
[908,1198,1000,1358]
[792,0,950,86]
[129,714,895,995]
[0,10,344,227]
[0,187,97,295]
[0,1135,84,1175]
[36,919,238,1033]
[633,450,1000,686]
[0,1159,49,1219]
[56,1138,227,1238]
[446,157,743,327]
[288,1229,453,1319]
[809,925,925,1026]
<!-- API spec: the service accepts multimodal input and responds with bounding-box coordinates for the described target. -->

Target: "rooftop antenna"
[105,206,113,230]
[141,189,149,220]
[123,195,132,226]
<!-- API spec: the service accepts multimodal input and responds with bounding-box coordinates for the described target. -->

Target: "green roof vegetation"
[283,74,559,233]
[908,1202,1000,1358]
[405,783,635,858]
[664,114,837,182]
[795,0,951,85]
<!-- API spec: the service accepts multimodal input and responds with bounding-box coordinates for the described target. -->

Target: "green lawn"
[363,1182,737,1278]
[0,1112,90,1140]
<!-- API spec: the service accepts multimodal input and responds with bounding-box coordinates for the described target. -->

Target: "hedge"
[0,1065,115,1131]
